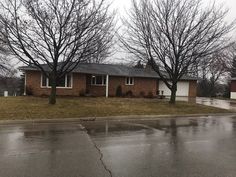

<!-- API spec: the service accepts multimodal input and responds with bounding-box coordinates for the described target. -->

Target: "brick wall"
[85,75,106,96]
[108,76,157,97]
[85,75,157,97]
[231,80,236,92]
[188,80,197,97]
[25,71,196,97]
[25,71,86,96]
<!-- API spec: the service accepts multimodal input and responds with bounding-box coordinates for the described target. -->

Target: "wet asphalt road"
[0,123,110,177]
[82,116,236,177]
[1,116,236,177]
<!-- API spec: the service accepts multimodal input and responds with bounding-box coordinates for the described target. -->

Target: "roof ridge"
[81,62,133,68]
[19,62,197,80]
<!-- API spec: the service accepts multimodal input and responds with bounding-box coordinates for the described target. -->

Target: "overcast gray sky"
[107,0,236,63]
[111,0,236,23]
[220,0,236,22]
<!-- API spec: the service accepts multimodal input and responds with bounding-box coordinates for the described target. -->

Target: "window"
[66,74,72,87]
[42,74,47,87]
[41,73,72,88]
[125,77,134,85]
[57,77,66,87]
[91,75,106,86]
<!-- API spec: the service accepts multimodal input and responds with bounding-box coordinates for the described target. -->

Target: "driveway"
[1,116,236,177]
[177,97,236,111]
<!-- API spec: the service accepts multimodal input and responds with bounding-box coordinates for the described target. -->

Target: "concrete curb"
[0,113,235,125]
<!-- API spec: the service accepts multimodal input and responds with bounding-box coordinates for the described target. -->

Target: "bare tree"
[195,43,236,97]
[208,53,228,96]
[134,60,144,69]
[224,42,236,77]
[86,35,116,63]
[0,0,115,104]
[0,55,9,75]
[121,0,234,104]
[0,25,10,75]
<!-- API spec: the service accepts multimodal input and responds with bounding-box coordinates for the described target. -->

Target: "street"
[0,123,110,177]
[1,116,236,177]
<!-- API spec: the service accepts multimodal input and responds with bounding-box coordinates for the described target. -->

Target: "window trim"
[41,73,73,89]
[91,75,106,86]
[125,77,134,85]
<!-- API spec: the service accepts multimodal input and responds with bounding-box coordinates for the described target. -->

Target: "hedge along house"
[19,63,197,98]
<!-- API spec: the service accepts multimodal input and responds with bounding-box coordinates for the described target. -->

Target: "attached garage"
[230,78,236,99]
[231,92,236,99]
[158,81,194,97]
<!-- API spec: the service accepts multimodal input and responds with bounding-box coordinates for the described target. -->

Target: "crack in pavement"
[80,124,113,177]
[91,139,113,177]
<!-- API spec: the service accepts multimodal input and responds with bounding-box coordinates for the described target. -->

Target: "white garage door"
[159,81,189,96]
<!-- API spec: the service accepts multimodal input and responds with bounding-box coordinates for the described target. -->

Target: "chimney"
[145,60,153,71]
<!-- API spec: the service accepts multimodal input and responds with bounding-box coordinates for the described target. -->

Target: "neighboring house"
[19,63,197,97]
[230,78,236,99]
[0,76,21,96]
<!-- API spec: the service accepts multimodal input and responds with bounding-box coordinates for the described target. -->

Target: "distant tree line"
[196,42,236,98]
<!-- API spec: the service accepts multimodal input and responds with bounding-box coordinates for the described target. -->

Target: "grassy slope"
[0,96,231,120]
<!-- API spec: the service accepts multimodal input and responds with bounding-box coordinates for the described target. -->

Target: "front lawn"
[0,96,232,120]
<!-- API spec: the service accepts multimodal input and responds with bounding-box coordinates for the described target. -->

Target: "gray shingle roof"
[19,63,197,80]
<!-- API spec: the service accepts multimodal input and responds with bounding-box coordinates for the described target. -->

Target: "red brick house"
[20,63,197,97]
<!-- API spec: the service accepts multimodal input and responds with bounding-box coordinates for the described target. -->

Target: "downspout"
[24,72,27,96]
[106,75,109,98]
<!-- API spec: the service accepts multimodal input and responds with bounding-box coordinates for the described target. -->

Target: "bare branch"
[0,0,115,104]
[121,0,234,103]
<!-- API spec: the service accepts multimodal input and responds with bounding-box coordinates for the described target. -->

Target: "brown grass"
[0,96,231,120]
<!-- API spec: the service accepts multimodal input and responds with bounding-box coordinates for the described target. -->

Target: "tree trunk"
[169,83,177,104]
[49,74,57,105]
[210,81,216,97]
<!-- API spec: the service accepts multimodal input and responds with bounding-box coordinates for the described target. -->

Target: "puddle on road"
[0,123,83,144]
[1,116,236,177]
[81,116,236,177]
[23,127,79,137]
[81,117,208,137]
[81,116,236,140]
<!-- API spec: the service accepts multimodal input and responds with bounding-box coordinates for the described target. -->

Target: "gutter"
[0,113,235,125]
